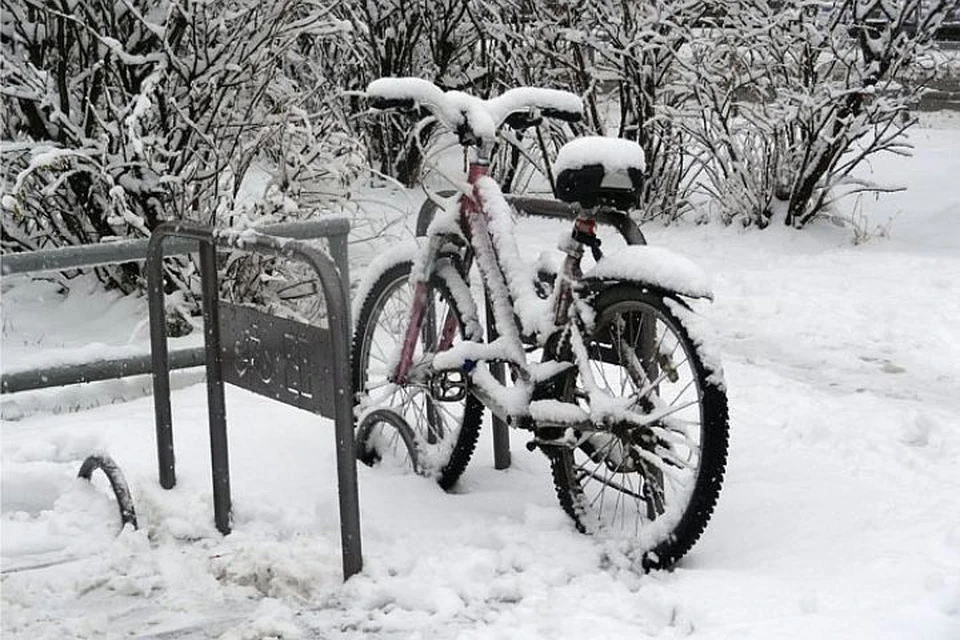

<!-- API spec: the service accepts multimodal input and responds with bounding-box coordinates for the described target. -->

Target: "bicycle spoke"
[669,377,696,407]
[632,353,690,404]
[549,287,728,569]
[575,467,647,502]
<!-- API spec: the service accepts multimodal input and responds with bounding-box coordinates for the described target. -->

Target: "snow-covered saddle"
[553,136,645,210]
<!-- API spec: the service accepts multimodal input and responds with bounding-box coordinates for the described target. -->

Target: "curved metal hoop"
[77,454,138,531]
[356,408,421,474]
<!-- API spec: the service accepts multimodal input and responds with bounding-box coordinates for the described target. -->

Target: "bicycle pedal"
[430,369,467,402]
[527,427,576,451]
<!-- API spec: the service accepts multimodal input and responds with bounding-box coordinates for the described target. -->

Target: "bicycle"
[352,77,729,570]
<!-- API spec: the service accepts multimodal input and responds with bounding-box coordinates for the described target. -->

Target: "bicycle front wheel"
[352,258,484,489]
[548,285,729,570]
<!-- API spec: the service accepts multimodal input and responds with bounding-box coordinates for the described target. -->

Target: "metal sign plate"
[220,302,333,416]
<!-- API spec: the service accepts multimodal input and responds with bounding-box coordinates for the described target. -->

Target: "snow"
[3,123,960,638]
[350,240,422,328]
[583,244,714,300]
[484,87,583,124]
[0,277,202,376]
[554,136,647,174]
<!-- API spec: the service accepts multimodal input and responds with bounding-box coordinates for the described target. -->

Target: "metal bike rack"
[145,221,361,580]
[416,192,647,470]
[1,219,349,395]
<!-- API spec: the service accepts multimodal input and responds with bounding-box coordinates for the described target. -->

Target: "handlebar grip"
[369,96,417,112]
[505,108,582,131]
[541,108,582,123]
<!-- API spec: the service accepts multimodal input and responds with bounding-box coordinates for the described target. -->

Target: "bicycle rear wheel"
[548,285,728,570]
[352,258,484,489]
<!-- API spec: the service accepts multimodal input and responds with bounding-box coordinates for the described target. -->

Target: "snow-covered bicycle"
[352,78,729,570]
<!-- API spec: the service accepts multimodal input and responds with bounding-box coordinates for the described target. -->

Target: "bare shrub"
[2,0,358,308]
[679,0,953,228]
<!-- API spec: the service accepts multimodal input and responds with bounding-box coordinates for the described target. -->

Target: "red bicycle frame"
[392,154,491,384]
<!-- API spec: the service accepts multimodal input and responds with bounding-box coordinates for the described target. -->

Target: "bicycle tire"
[546,285,728,570]
[352,259,484,490]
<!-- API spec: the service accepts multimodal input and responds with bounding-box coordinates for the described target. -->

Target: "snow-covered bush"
[2,0,359,301]
[454,1,579,193]
[4,0,952,306]
[333,0,481,186]
[679,0,953,228]
[572,0,705,222]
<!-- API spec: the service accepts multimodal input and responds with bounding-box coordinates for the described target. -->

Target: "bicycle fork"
[393,278,460,385]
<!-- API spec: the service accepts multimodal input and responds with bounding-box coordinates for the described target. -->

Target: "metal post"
[199,239,231,535]
[486,298,511,470]
[0,347,205,394]
[1,218,351,278]
[214,230,362,580]
[328,231,350,328]
[9,219,359,579]
[287,241,362,580]
[146,232,176,490]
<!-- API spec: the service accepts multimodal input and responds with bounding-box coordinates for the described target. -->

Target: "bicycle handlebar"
[365,77,582,142]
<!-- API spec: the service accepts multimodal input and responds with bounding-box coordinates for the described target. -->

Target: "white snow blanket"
[2,122,960,639]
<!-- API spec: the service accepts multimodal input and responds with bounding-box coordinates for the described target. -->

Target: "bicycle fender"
[581,245,713,300]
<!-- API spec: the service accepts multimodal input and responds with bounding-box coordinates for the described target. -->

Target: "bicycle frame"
[391,140,593,423]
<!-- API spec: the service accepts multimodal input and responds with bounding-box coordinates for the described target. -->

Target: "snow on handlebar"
[365,77,582,141]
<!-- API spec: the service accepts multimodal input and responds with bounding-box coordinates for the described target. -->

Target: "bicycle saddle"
[554,137,645,210]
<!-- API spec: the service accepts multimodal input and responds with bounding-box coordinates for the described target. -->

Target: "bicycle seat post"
[552,216,584,326]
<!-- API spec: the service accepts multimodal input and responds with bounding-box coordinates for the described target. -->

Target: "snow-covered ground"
[2,119,959,639]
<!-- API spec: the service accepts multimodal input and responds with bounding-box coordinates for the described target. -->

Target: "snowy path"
[2,127,959,639]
